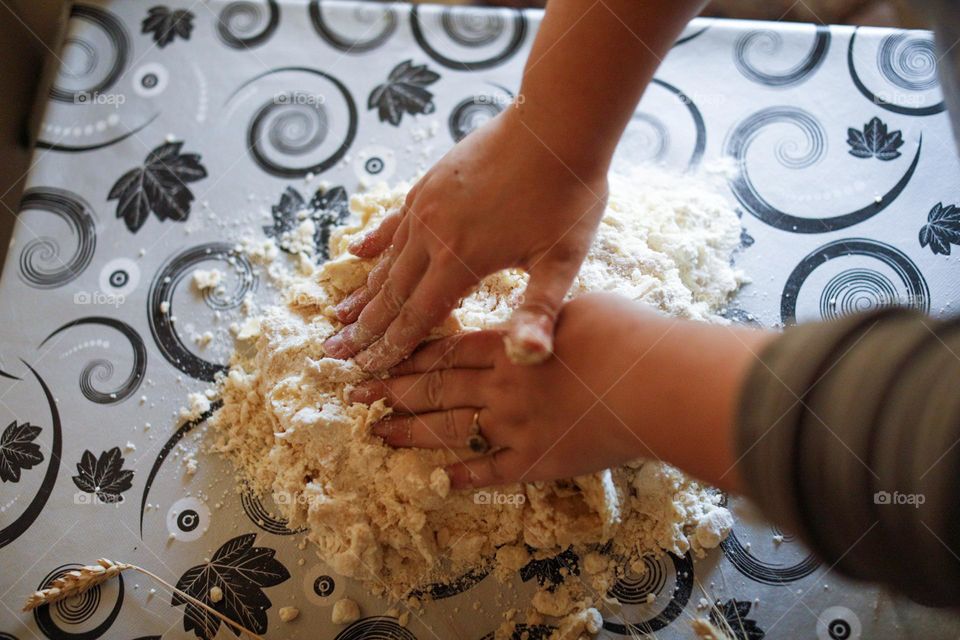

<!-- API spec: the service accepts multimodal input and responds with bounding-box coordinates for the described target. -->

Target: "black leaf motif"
[847,117,903,161]
[108,141,207,233]
[263,185,350,261]
[142,6,195,48]
[0,420,43,483]
[709,599,765,640]
[369,60,440,126]
[71,447,134,503]
[519,546,579,592]
[173,533,290,639]
[919,202,960,256]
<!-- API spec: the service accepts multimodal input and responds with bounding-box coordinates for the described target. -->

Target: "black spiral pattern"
[878,33,938,92]
[333,617,417,640]
[734,26,830,87]
[608,555,667,604]
[235,67,357,178]
[721,529,820,585]
[217,0,279,49]
[674,23,709,47]
[139,400,222,536]
[441,8,504,46]
[148,243,256,382]
[240,485,306,535]
[39,317,147,404]
[17,188,97,289]
[0,363,62,550]
[819,269,899,320]
[51,5,129,103]
[411,563,491,600]
[848,28,945,116]
[309,0,397,53]
[603,552,694,636]
[56,583,100,623]
[449,96,503,142]
[725,107,921,232]
[781,238,930,324]
[36,113,160,153]
[624,112,670,164]
[34,562,124,638]
[650,79,706,171]
[411,5,527,71]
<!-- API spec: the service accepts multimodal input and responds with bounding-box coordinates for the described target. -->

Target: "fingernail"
[370,420,390,437]
[323,334,347,358]
[444,465,468,490]
[349,381,380,403]
[347,234,368,255]
[334,291,364,323]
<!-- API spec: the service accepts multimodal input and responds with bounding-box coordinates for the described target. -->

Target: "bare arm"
[324,0,707,372]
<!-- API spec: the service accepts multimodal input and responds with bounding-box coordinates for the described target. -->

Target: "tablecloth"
[1,1,959,638]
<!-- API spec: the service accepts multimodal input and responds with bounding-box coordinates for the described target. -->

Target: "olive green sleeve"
[736,308,960,606]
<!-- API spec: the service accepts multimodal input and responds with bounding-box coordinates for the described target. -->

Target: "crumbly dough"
[278,606,300,623]
[331,598,361,625]
[209,166,743,635]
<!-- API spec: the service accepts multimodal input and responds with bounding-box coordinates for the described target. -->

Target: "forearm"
[596,300,773,492]
[511,0,706,177]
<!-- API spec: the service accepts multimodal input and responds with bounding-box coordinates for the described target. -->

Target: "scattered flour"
[209,165,743,638]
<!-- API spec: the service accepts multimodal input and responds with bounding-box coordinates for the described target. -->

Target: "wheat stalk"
[690,617,735,640]
[22,558,264,640]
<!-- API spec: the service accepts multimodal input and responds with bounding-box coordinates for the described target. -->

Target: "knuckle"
[398,299,430,330]
[441,410,460,441]
[437,339,460,370]
[425,370,445,408]
[379,280,406,316]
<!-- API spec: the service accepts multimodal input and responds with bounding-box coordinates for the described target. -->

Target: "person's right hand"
[323,108,609,372]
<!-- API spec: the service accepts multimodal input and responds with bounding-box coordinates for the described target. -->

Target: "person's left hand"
[347,293,660,489]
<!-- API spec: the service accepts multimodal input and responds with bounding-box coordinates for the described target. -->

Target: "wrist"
[500,101,612,184]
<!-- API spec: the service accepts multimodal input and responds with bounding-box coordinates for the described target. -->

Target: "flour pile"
[209,165,743,636]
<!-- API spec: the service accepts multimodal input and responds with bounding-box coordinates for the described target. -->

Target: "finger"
[355,264,475,371]
[348,368,489,413]
[335,218,412,323]
[389,331,503,376]
[505,258,581,365]
[445,448,525,489]
[348,208,404,258]
[324,245,428,358]
[371,408,492,449]
[334,249,395,324]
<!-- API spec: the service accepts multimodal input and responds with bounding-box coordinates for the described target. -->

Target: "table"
[1,1,959,638]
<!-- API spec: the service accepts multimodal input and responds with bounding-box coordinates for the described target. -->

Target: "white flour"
[209,165,743,637]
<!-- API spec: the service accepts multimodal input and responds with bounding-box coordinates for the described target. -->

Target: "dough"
[209,165,743,631]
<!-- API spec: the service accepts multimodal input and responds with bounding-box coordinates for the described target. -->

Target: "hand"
[323,108,608,372]
[349,294,661,489]
[350,293,773,491]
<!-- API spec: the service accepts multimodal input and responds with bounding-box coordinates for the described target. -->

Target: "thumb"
[506,260,578,365]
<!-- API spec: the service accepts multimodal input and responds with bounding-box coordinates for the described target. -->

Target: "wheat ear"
[691,617,736,640]
[22,558,264,640]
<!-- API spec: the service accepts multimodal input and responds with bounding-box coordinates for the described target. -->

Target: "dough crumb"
[331,598,360,625]
[192,268,223,291]
[278,606,300,623]
[209,586,222,603]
